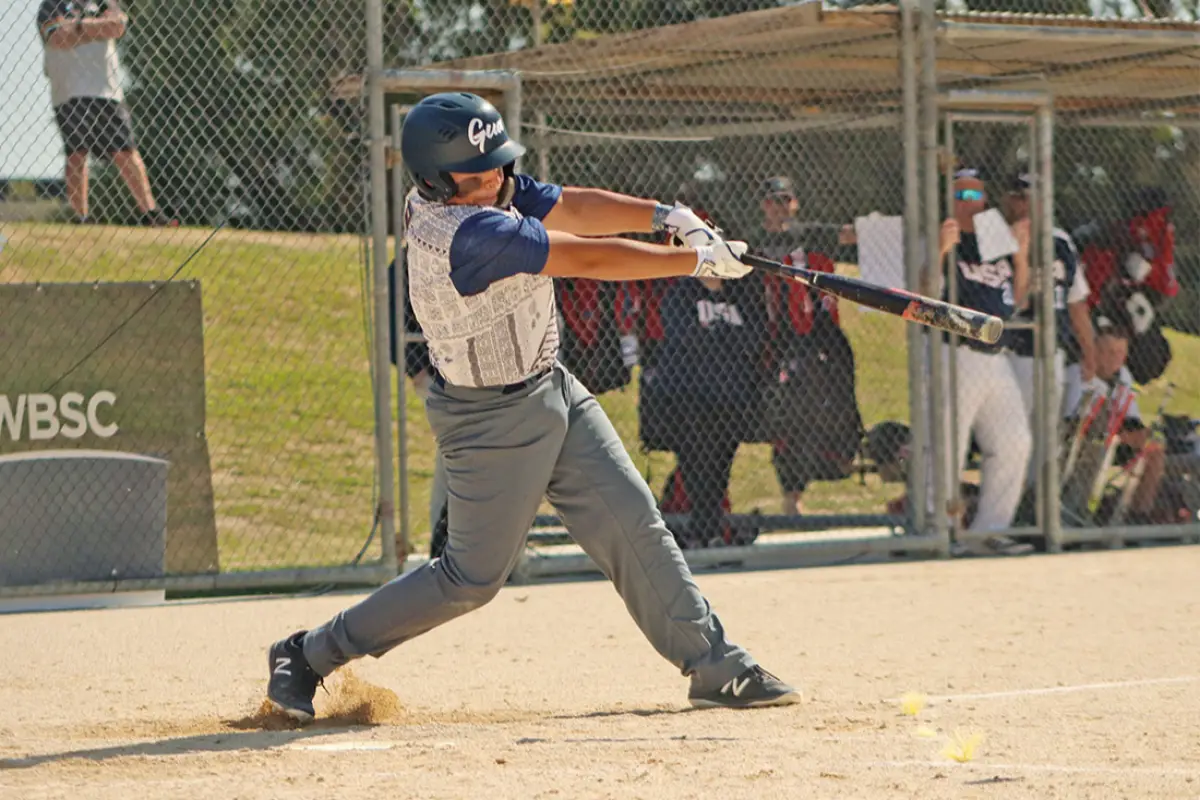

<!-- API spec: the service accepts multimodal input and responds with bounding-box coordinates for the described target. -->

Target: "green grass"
[4,222,1199,570]
[1,223,378,571]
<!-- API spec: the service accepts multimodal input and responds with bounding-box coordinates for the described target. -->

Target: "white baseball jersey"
[38,1,125,107]
[404,175,563,388]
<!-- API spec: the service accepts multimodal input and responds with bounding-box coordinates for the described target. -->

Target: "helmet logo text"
[467,117,505,153]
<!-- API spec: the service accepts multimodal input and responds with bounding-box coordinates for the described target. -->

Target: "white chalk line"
[869,759,1200,778]
[893,675,1200,704]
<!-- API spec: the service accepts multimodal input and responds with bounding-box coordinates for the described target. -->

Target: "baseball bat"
[739,253,1005,346]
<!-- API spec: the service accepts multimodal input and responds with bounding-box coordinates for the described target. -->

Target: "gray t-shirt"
[38,0,124,107]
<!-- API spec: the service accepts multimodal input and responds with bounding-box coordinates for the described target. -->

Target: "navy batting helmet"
[401,92,525,202]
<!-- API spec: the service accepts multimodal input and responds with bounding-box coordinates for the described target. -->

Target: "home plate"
[289,741,397,752]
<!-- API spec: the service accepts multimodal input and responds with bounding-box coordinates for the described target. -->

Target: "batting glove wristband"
[693,240,752,279]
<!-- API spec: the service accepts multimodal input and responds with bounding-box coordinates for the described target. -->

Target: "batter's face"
[448,167,505,205]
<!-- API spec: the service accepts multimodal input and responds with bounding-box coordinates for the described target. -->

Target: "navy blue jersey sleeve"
[448,210,550,297]
[510,173,562,221]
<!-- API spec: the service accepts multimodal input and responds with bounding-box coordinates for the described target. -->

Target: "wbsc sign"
[0,392,118,441]
[0,282,219,575]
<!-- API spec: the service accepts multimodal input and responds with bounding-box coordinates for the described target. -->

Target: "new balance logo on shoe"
[690,666,802,709]
[273,656,291,676]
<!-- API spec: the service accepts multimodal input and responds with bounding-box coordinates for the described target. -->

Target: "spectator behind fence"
[753,176,863,515]
[1064,312,1165,523]
[619,188,715,376]
[37,0,177,226]
[1078,187,1175,386]
[1001,172,1096,458]
[935,169,1033,557]
[650,270,770,549]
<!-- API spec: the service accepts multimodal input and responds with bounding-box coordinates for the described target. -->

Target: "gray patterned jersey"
[405,191,559,388]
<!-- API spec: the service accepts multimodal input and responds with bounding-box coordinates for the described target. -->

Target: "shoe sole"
[267,697,315,724]
[689,690,804,710]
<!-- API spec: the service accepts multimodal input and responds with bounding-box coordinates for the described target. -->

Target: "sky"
[1,1,63,180]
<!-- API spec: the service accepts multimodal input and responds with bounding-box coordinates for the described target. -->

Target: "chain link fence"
[922,4,1200,552]
[2,0,1198,595]
[388,1,1200,568]
[1,0,391,596]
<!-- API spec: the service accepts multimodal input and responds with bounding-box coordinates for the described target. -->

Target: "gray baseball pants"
[302,363,755,692]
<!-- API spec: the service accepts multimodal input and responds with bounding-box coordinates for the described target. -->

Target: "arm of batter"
[542,232,747,282]
[542,188,710,239]
[448,209,750,297]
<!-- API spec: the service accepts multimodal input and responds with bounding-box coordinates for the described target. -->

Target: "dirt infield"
[2,546,1199,799]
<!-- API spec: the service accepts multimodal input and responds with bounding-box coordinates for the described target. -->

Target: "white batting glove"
[663,204,717,242]
[693,240,752,280]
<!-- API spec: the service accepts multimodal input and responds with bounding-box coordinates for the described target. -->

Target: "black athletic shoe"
[267,631,322,722]
[688,666,803,710]
[141,208,180,228]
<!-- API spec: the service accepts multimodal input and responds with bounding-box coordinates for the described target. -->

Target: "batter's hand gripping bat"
[739,253,1005,345]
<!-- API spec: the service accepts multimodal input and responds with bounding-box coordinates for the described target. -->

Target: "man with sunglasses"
[936,170,1033,556]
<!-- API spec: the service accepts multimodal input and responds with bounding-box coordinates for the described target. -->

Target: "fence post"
[367,0,398,576]
[391,104,411,567]
[920,0,951,557]
[902,0,927,537]
[1038,103,1063,554]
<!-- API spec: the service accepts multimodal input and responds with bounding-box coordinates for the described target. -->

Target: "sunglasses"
[955,189,985,202]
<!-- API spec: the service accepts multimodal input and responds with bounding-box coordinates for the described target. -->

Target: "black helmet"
[400,92,525,202]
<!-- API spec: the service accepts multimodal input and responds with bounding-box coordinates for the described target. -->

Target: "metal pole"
[531,1,550,182]
[920,0,950,557]
[367,0,398,576]
[901,0,927,536]
[508,81,524,174]
[391,104,411,567]
[1038,103,1062,553]
[943,115,960,544]
[375,69,522,92]
[1027,118,1045,547]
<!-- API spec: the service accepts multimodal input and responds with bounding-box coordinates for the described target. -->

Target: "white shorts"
[1009,349,1066,423]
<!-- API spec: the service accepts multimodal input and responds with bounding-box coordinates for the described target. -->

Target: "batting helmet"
[400,92,525,202]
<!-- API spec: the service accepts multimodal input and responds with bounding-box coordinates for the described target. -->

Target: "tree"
[106,0,416,230]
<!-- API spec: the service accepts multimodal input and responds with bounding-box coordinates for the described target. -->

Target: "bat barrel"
[740,253,1004,346]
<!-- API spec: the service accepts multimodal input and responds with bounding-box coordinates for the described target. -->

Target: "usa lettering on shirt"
[696,300,745,328]
[958,257,1013,289]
